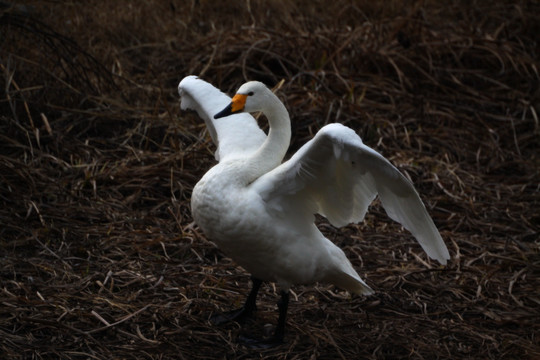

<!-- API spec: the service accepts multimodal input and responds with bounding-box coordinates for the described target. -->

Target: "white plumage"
[178,76,449,345]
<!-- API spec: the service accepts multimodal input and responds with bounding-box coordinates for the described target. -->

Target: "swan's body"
[192,158,370,294]
[178,76,449,345]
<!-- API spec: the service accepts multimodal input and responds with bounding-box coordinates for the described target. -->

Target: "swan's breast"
[191,162,268,249]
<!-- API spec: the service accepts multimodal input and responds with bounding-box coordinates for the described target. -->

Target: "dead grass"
[1,0,539,359]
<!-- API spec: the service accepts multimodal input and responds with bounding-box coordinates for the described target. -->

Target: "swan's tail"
[329,270,374,296]
[321,239,374,295]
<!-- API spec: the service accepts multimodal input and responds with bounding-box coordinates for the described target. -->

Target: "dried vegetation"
[1,1,539,359]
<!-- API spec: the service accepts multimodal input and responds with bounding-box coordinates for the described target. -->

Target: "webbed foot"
[238,333,284,349]
[210,306,254,325]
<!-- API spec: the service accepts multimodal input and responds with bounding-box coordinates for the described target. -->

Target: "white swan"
[178,76,450,346]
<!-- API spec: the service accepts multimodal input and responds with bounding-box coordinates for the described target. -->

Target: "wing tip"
[178,75,199,95]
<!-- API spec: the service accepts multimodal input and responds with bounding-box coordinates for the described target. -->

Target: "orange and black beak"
[214,93,248,119]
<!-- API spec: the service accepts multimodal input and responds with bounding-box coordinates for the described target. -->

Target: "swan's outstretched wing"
[251,123,450,264]
[178,76,266,161]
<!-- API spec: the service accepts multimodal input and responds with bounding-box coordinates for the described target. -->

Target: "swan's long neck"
[244,91,291,182]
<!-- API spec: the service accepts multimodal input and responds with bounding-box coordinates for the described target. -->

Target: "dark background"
[1,1,538,358]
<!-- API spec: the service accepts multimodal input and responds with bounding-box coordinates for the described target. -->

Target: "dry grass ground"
[1,1,539,359]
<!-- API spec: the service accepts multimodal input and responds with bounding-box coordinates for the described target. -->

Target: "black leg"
[274,290,289,342]
[238,289,290,349]
[210,277,262,325]
[243,277,262,317]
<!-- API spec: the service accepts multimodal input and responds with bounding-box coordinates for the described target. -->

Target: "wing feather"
[251,123,450,264]
[178,76,266,161]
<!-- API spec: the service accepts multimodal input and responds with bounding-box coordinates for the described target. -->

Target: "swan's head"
[214,81,269,119]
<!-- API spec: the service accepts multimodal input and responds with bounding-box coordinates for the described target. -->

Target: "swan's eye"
[248,91,254,96]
